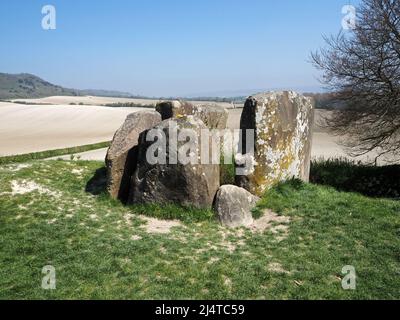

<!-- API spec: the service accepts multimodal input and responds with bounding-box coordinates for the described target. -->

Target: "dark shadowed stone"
[106,111,161,202]
[155,100,195,121]
[214,185,259,228]
[129,116,220,209]
[156,100,228,129]
[235,91,314,196]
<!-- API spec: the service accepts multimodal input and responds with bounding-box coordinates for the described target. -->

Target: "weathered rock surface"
[235,91,314,196]
[129,116,220,209]
[156,100,228,129]
[214,185,259,228]
[155,100,195,121]
[193,103,228,130]
[106,111,162,201]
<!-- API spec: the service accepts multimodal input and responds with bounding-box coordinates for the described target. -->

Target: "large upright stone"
[156,100,228,129]
[129,116,220,209]
[235,91,314,196]
[106,111,161,202]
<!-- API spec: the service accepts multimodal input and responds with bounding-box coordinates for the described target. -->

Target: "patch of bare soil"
[139,215,183,234]
[250,209,291,240]
[267,262,291,274]
[8,180,61,197]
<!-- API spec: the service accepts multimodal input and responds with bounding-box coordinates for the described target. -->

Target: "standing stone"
[193,103,228,130]
[129,116,220,209]
[235,91,314,196]
[156,100,228,129]
[214,185,259,228]
[106,111,161,202]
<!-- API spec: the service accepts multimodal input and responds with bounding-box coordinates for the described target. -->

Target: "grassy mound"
[0,160,399,299]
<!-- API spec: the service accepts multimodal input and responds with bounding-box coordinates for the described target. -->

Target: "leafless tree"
[312,0,400,163]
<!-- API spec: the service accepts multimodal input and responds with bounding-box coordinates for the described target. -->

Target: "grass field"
[0,160,399,299]
[0,142,110,165]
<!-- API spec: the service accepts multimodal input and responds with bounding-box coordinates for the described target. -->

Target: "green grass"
[131,203,214,223]
[0,142,111,165]
[220,155,236,186]
[0,160,399,299]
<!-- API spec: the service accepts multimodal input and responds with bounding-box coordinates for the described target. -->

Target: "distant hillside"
[0,73,248,102]
[0,73,79,100]
[0,73,138,100]
[0,73,340,108]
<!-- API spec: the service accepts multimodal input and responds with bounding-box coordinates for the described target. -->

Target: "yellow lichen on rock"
[236,91,314,196]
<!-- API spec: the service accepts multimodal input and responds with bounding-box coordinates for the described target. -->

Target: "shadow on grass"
[85,167,107,195]
[310,158,400,199]
[85,165,215,223]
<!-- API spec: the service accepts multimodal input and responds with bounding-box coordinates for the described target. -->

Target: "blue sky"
[0,0,359,97]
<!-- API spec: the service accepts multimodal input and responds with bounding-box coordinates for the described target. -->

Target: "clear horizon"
[0,0,359,97]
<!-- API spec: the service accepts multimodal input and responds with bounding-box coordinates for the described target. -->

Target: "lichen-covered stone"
[214,185,259,228]
[193,103,228,130]
[156,100,228,129]
[129,116,220,209]
[235,91,314,196]
[106,111,161,202]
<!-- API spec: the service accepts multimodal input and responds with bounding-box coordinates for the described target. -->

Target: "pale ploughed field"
[0,96,394,164]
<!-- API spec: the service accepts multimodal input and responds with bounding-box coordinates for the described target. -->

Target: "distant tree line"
[103,102,155,108]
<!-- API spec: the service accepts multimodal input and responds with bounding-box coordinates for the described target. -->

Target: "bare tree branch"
[311,0,400,162]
